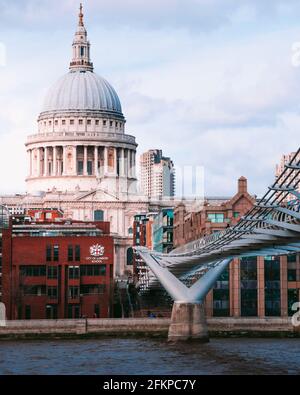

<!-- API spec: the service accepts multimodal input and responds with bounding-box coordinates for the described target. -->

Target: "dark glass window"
[77,161,83,175]
[69,266,79,279]
[53,245,59,262]
[20,266,46,277]
[94,304,100,318]
[264,256,281,316]
[87,161,93,175]
[23,285,46,296]
[47,266,57,279]
[94,210,104,221]
[25,305,31,320]
[68,245,73,261]
[68,286,79,299]
[213,268,230,316]
[288,289,299,316]
[80,284,106,295]
[80,265,106,276]
[240,256,258,316]
[47,286,58,299]
[46,245,52,261]
[75,245,80,261]
[127,247,133,266]
[287,254,297,281]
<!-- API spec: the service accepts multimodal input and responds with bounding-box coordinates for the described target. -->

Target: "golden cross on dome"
[79,3,84,26]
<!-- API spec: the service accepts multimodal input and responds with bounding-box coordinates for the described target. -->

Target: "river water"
[0,338,299,375]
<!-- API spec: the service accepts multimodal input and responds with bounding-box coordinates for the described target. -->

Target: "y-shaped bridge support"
[137,248,232,342]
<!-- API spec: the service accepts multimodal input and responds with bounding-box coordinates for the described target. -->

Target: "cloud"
[1,0,300,196]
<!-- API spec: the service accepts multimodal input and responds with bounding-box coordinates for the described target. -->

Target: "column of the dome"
[43,147,48,176]
[53,146,57,176]
[114,148,118,176]
[37,148,41,177]
[83,146,88,176]
[133,150,136,178]
[27,149,32,177]
[104,146,108,175]
[62,146,67,176]
[120,148,125,177]
[30,149,34,177]
[94,146,98,176]
[128,149,132,178]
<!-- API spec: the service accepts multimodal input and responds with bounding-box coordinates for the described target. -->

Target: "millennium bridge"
[135,148,300,342]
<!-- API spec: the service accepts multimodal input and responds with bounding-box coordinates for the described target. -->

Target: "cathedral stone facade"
[0,5,168,277]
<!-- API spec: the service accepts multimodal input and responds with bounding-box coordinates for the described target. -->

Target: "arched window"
[128,226,133,235]
[94,210,104,221]
[126,247,133,266]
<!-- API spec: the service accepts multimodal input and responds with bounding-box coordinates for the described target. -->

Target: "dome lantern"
[69,3,93,72]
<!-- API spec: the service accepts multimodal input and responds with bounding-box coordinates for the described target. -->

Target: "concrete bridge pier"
[168,301,209,342]
[136,249,233,343]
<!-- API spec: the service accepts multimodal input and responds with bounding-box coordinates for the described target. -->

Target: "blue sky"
[0,0,300,196]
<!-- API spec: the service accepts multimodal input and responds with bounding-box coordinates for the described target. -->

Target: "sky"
[0,0,300,197]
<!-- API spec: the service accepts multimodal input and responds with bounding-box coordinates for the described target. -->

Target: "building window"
[103,120,107,126]
[23,285,46,296]
[95,119,99,126]
[25,305,31,320]
[49,121,52,126]
[47,286,58,299]
[87,119,91,125]
[55,120,58,125]
[53,245,59,262]
[62,119,66,125]
[264,256,281,316]
[87,160,93,175]
[287,254,297,281]
[80,46,84,56]
[68,245,73,261]
[79,119,83,125]
[70,119,74,125]
[233,212,240,218]
[128,227,133,235]
[213,267,230,316]
[207,213,225,223]
[46,245,52,261]
[127,247,133,266]
[47,266,58,279]
[288,289,299,316]
[68,286,79,299]
[94,304,100,318]
[75,245,80,261]
[77,160,83,175]
[69,266,79,279]
[240,256,257,316]
[80,265,106,276]
[20,266,46,277]
[94,210,104,221]
[80,284,106,295]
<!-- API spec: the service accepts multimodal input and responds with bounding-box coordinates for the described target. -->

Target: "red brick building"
[173,177,300,318]
[2,218,114,320]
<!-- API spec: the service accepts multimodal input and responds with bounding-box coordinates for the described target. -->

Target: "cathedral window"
[87,119,91,125]
[110,121,113,127]
[95,120,99,126]
[77,160,83,175]
[62,120,66,125]
[79,119,83,125]
[94,210,104,221]
[80,46,84,56]
[70,119,74,125]
[103,120,107,126]
[55,120,58,126]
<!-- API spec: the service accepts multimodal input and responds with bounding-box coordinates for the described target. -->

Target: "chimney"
[238,176,247,194]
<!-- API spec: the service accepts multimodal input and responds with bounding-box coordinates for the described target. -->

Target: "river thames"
[0,338,299,375]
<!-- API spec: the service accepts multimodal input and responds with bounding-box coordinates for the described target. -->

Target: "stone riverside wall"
[0,317,299,339]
